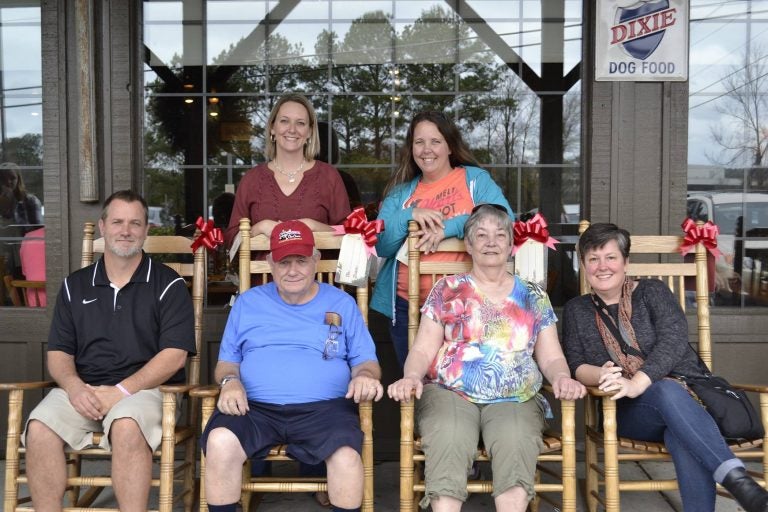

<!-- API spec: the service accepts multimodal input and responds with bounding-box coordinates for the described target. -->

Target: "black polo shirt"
[48,252,196,385]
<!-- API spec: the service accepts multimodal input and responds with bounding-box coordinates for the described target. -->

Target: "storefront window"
[142,0,583,305]
[0,2,43,307]
[689,0,768,307]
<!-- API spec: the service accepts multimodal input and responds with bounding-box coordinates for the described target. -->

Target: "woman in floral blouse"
[387,204,585,512]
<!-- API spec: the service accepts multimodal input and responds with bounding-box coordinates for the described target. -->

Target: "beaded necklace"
[274,159,306,183]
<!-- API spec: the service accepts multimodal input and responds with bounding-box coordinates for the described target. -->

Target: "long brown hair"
[383,111,478,198]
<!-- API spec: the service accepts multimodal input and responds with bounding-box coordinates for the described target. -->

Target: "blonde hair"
[265,94,320,161]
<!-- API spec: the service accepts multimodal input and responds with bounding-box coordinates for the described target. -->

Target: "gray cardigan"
[562,279,704,382]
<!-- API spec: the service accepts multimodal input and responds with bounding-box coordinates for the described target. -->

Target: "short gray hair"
[464,204,513,243]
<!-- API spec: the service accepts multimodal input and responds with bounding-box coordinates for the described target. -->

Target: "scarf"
[590,277,645,378]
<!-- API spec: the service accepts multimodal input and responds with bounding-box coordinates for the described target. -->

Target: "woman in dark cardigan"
[562,222,768,512]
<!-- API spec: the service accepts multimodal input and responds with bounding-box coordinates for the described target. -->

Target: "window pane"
[689,0,768,307]
[332,1,392,19]
[143,0,583,306]
[0,3,43,307]
[144,1,203,93]
[207,4,267,93]
[206,95,267,166]
[145,95,205,166]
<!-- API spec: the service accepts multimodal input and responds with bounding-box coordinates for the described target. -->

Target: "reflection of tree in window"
[142,2,581,302]
[144,26,308,224]
[706,44,768,183]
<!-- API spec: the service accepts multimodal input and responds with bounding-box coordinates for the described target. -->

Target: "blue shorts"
[200,398,362,465]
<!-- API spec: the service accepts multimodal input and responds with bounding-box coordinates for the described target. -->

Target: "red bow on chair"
[332,207,385,256]
[190,217,224,252]
[512,213,559,256]
[679,218,722,258]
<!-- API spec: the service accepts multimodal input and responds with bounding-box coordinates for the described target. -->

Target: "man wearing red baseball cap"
[202,220,382,512]
[268,219,316,261]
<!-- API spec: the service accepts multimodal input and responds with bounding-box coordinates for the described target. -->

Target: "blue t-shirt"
[219,282,378,404]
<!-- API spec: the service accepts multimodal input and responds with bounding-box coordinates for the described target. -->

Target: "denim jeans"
[616,379,741,512]
[389,296,409,369]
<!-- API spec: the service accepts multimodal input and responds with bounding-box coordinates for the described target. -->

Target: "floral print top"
[421,273,556,404]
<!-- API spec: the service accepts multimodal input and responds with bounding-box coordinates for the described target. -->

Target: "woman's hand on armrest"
[388,376,423,402]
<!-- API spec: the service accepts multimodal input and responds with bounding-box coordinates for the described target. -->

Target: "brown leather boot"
[721,467,768,512]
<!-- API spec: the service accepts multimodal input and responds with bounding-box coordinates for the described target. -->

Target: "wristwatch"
[219,374,239,388]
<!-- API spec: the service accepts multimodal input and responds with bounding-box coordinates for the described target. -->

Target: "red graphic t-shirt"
[396,167,475,303]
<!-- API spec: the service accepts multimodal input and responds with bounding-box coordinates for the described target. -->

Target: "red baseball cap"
[270,220,315,261]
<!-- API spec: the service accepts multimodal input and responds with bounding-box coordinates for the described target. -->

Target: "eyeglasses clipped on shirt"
[470,203,508,215]
[323,325,342,360]
[323,311,342,360]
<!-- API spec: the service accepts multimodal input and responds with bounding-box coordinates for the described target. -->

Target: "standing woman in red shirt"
[224,93,351,246]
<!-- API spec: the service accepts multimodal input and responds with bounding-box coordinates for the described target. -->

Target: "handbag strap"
[590,293,646,359]
[679,340,713,377]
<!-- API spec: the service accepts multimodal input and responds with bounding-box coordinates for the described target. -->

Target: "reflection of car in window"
[522,204,580,224]
[687,192,768,302]
[148,206,165,227]
[562,204,580,224]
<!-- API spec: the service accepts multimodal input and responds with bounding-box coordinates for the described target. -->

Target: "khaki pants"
[23,387,163,451]
[416,384,545,505]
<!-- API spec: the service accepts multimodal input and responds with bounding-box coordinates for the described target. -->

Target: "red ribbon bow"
[191,216,224,252]
[512,213,559,256]
[332,207,385,256]
[679,218,722,258]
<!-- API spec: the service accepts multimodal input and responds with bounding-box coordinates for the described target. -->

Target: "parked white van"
[687,191,768,298]
[148,206,165,227]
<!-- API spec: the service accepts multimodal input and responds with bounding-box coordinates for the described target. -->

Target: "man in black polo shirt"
[22,190,196,512]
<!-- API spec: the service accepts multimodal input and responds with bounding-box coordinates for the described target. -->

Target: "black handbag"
[674,373,765,441]
[589,295,763,441]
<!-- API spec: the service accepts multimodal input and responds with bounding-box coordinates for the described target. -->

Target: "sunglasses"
[471,203,508,215]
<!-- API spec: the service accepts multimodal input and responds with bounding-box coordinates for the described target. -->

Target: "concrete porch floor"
[2,452,755,511]
[238,458,748,511]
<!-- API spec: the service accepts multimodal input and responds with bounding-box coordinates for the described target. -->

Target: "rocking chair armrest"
[0,380,56,391]
[585,385,617,397]
[158,383,196,394]
[730,383,768,394]
[541,383,585,402]
[190,384,221,398]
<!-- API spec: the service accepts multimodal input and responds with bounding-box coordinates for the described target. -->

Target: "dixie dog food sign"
[596,0,688,81]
